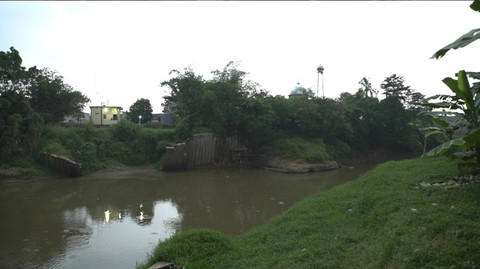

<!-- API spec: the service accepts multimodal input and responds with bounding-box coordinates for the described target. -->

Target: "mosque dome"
[290,82,306,96]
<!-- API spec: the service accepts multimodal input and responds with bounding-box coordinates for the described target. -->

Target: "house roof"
[90,106,123,110]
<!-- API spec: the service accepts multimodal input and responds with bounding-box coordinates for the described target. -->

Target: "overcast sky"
[1,1,479,113]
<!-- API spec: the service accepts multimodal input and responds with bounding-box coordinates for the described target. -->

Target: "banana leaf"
[425,138,466,157]
[431,28,480,59]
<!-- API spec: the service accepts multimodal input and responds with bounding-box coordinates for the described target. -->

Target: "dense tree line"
[0,46,432,169]
[0,47,90,163]
[162,62,429,159]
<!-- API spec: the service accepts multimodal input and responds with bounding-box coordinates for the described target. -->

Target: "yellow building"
[90,106,123,126]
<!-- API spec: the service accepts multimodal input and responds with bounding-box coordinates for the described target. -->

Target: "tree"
[1,46,93,162]
[128,98,153,123]
[0,46,26,90]
[358,77,377,98]
[378,96,422,153]
[161,62,264,138]
[2,49,90,124]
[26,67,90,122]
[211,61,262,97]
[0,86,43,161]
[161,68,205,128]
[380,74,425,111]
[339,91,382,151]
[381,74,412,101]
[0,47,43,161]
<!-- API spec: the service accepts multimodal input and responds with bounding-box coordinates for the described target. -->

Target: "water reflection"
[57,200,180,269]
[104,210,110,224]
[0,164,378,269]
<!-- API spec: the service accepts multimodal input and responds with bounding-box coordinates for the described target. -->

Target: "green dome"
[290,82,305,95]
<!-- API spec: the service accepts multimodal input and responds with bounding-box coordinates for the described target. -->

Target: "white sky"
[1,1,479,113]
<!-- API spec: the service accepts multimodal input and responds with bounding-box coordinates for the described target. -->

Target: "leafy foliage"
[37,123,175,173]
[0,46,90,163]
[0,47,26,89]
[380,74,425,111]
[162,62,425,160]
[358,77,378,98]
[0,88,44,162]
[26,67,90,122]
[422,71,480,166]
[431,28,480,59]
[422,1,480,167]
[431,0,480,59]
[128,98,153,123]
[274,137,330,164]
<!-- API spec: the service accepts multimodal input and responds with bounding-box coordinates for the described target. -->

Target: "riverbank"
[0,164,60,184]
[138,157,480,268]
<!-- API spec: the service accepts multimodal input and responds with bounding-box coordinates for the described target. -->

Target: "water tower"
[317,65,324,98]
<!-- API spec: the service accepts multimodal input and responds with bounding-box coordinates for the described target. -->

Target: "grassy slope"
[139,157,480,269]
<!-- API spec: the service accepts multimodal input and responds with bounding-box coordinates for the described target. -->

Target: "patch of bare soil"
[0,167,60,183]
[264,156,340,173]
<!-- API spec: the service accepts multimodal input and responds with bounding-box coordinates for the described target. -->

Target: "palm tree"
[358,77,378,98]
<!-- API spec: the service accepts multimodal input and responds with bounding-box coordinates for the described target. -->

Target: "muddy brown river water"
[0,163,381,268]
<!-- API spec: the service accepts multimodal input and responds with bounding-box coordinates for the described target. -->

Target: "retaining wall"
[39,152,82,177]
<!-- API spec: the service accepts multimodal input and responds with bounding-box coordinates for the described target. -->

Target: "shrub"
[74,142,99,172]
[40,142,71,157]
[174,120,192,141]
[274,137,330,164]
[32,123,175,172]
[111,120,139,142]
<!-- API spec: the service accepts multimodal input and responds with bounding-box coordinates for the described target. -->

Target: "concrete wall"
[39,152,82,177]
[162,143,188,171]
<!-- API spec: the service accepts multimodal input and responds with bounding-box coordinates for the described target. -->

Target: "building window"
[103,115,106,119]
[113,114,118,120]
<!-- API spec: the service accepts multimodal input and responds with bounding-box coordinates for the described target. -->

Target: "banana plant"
[431,0,480,59]
[421,70,480,167]
[431,28,480,59]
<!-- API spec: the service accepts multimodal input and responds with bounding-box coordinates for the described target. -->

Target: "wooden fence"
[162,133,247,171]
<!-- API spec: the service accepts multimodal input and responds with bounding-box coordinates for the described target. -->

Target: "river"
[0,163,379,269]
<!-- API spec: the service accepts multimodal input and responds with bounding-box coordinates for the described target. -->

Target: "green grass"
[138,157,480,268]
